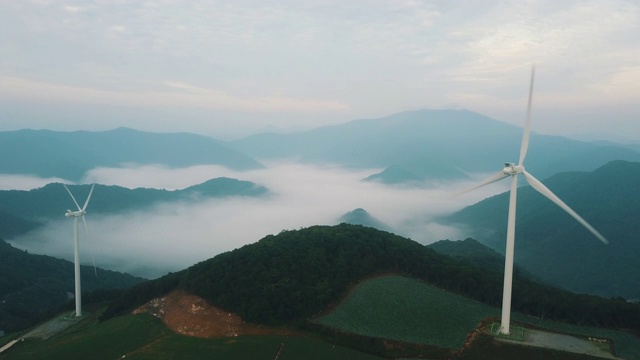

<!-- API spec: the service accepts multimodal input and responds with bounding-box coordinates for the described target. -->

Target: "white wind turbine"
[64,183,95,317]
[459,66,608,335]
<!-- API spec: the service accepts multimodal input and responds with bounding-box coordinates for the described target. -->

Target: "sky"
[1,0,639,141]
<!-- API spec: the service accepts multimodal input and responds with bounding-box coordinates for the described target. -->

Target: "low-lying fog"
[5,162,507,278]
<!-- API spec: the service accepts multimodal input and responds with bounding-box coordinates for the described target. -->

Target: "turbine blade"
[453,171,509,197]
[81,216,98,276]
[518,66,535,166]
[82,184,95,211]
[522,170,608,245]
[64,184,82,211]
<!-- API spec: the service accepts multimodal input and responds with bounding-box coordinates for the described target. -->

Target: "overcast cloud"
[0,0,638,140]
[8,163,506,278]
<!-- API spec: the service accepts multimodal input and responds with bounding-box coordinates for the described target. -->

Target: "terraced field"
[314,275,499,349]
[314,275,640,359]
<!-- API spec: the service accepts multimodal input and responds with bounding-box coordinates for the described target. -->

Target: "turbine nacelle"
[502,163,523,175]
[65,209,86,218]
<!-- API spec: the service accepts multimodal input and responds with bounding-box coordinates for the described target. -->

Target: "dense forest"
[104,224,640,331]
[0,238,145,332]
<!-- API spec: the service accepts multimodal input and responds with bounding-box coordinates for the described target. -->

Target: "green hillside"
[104,224,640,333]
[446,160,640,299]
[0,178,267,238]
[0,128,263,181]
[428,238,507,274]
[0,238,144,332]
[315,275,499,349]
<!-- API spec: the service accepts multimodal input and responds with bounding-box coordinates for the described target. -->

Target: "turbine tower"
[64,183,95,317]
[460,66,608,335]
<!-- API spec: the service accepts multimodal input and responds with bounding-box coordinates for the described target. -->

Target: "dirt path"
[0,340,19,354]
[495,328,621,359]
[22,313,81,340]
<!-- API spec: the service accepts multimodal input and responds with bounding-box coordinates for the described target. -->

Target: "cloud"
[8,162,505,278]
[0,76,347,113]
[0,174,67,190]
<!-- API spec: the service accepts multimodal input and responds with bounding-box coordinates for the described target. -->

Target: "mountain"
[231,109,640,184]
[104,224,640,333]
[427,238,538,281]
[0,128,263,181]
[428,238,507,274]
[444,160,640,299]
[6,224,640,359]
[0,178,268,238]
[337,208,394,233]
[0,238,144,332]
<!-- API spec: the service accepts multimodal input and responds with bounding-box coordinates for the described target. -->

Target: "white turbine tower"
[64,183,95,317]
[460,66,609,335]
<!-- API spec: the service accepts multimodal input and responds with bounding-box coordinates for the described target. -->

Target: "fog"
[7,162,507,278]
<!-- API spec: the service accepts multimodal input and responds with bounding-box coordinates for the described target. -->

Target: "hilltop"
[105,224,640,331]
[337,208,394,233]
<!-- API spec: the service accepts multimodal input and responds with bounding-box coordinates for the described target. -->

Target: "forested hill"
[0,128,263,181]
[104,224,640,331]
[445,160,640,299]
[0,238,144,332]
[0,178,267,238]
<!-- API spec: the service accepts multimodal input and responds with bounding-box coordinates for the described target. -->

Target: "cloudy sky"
[1,0,639,140]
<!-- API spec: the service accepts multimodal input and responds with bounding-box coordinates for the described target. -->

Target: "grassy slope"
[314,275,640,359]
[314,275,499,349]
[1,313,383,360]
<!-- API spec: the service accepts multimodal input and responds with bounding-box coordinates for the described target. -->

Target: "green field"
[314,275,500,349]
[0,313,383,360]
[314,275,640,359]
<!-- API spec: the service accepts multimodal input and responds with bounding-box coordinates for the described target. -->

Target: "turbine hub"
[502,163,523,175]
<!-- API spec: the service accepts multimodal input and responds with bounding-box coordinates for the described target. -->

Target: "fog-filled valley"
[4,162,502,278]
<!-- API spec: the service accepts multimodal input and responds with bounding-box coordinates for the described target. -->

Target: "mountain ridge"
[0,127,263,181]
[445,160,640,299]
[0,178,268,239]
[232,109,640,183]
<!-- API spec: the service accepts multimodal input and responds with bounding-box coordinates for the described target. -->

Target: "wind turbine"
[459,66,608,335]
[64,183,95,317]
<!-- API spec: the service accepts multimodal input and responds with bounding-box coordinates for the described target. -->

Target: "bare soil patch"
[133,290,294,338]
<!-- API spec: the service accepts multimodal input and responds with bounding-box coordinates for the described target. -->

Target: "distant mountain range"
[0,127,263,181]
[232,109,640,184]
[4,110,639,186]
[444,160,640,300]
[0,178,268,239]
